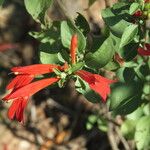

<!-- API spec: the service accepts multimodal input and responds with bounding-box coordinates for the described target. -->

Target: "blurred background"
[0,0,137,150]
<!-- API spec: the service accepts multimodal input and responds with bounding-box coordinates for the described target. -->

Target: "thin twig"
[107,122,119,150]
[46,98,74,115]
[116,127,131,150]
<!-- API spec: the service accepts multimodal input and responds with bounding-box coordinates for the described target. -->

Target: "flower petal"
[76,70,95,84]
[145,43,150,49]
[7,75,34,90]
[11,64,62,75]
[90,80,111,101]
[137,47,150,56]
[76,70,115,102]
[8,97,29,122]
[4,78,59,100]
[94,74,115,84]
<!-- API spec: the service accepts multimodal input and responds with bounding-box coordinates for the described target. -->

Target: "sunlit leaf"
[135,116,150,150]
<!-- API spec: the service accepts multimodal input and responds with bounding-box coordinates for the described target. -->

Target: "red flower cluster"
[3,35,115,122]
[137,43,150,56]
[3,64,62,122]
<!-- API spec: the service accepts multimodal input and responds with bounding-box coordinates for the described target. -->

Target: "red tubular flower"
[145,43,150,49]
[76,70,116,102]
[4,78,59,101]
[5,61,67,122]
[11,64,62,75]
[137,43,150,56]
[7,64,62,90]
[133,10,142,17]
[8,97,29,122]
[3,77,59,122]
[70,35,77,64]
[7,75,34,90]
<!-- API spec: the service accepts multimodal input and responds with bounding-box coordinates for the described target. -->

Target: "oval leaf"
[24,0,53,20]
[119,24,138,48]
[39,43,61,64]
[129,2,140,15]
[110,82,142,115]
[135,116,150,150]
[75,76,101,103]
[121,119,136,139]
[85,37,115,69]
[61,20,86,53]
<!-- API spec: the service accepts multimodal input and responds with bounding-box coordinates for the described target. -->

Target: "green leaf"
[119,42,138,61]
[116,67,136,83]
[61,20,86,53]
[75,76,101,103]
[37,22,69,64]
[123,61,138,68]
[86,122,93,130]
[121,119,136,139]
[67,62,84,74]
[53,68,62,76]
[58,49,70,63]
[134,64,150,81]
[102,5,131,37]
[30,22,61,43]
[112,2,130,15]
[143,104,150,116]
[105,33,138,61]
[139,63,150,76]
[24,0,53,20]
[126,107,143,120]
[145,75,150,82]
[97,117,108,132]
[102,11,127,37]
[75,13,90,35]
[143,83,150,95]
[104,61,120,71]
[110,82,142,115]
[39,43,61,64]
[129,3,140,15]
[135,116,150,150]
[85,36,115,69]
[88,115,97,124]
[120,24,138,48]
[110,33,121,51]
[89,35,106,53]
